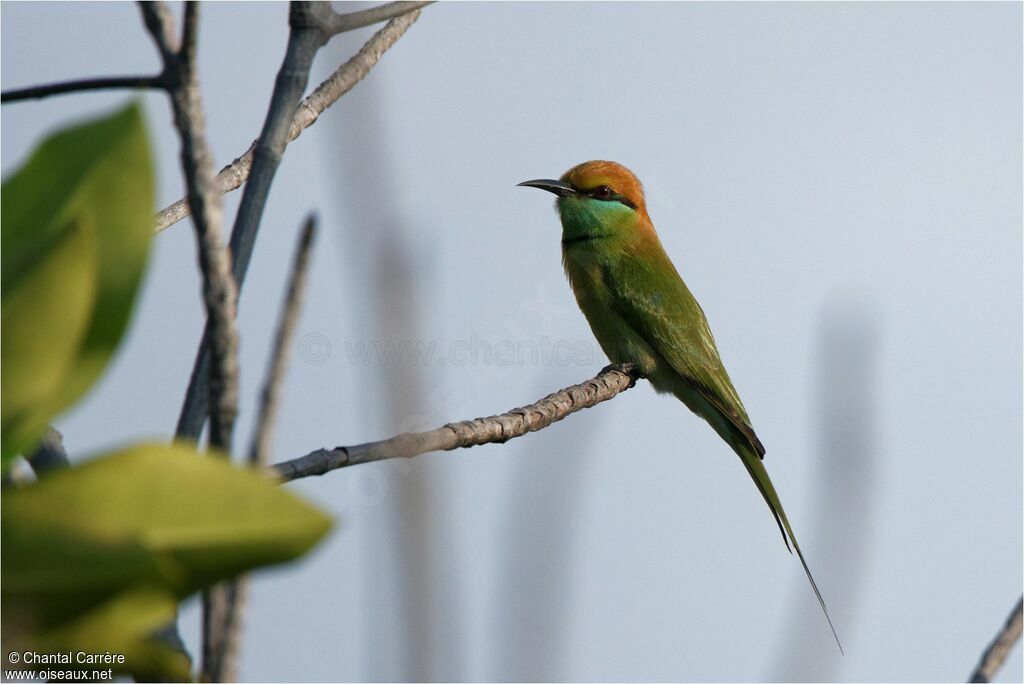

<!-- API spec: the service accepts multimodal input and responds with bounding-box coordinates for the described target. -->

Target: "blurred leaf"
[1,103,154,466]
[2,442,333,679]
[35,586,190,682]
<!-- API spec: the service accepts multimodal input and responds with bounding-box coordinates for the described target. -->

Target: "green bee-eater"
[519,160,841,650]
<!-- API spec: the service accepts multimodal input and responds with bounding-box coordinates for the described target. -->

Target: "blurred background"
[2,2,1021,681]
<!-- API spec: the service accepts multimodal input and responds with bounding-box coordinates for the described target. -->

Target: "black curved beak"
[517,179,577,197]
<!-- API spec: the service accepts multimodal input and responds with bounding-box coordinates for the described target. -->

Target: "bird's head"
[518,160,651,246]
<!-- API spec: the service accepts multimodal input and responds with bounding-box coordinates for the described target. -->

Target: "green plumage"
[520,160,841,651]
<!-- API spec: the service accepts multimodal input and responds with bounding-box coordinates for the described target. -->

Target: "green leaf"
[1,103,154,466]
[2,443,332,680]
[29,586,191,682]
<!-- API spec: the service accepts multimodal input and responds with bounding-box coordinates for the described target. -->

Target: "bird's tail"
[736,441,844,654]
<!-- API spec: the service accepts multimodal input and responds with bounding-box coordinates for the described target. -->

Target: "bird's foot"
[599,362,643,386]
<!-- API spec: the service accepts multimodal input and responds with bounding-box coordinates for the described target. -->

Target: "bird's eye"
[592,185,613,199]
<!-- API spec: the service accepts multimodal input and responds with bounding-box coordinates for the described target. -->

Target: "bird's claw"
[599,362,643,386]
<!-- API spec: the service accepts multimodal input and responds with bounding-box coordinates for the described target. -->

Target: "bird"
[518,160,841,651]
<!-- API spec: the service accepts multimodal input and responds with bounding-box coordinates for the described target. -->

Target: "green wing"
[603,245,842,651]
[607,246,765,458]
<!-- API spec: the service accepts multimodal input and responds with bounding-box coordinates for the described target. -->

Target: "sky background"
[2,2,1022,682]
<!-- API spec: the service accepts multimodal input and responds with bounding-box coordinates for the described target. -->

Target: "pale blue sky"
[2,2,1021,682]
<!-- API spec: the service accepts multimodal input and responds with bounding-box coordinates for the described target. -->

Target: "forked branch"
[153,7,425,233]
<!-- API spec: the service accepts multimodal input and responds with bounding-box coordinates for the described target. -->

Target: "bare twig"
[328,0,432,34]
[169,6,240,679]
[141,3,240,680]
[173,4,425,447]
[969,596,1023,683]
[217,217,319,683]
[270,364,642,483]
[153,7,424,234]
[26,426,70,475]
[155,141,258,232]
[147,3,423,675]
[153,1,239,456]
[1,75,166,104]
[249,216,318,467]
[139,0,179,62]
[297,10,423,145]
[171,1,330,444]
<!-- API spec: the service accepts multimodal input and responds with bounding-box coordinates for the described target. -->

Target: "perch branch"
[270,364,642,483]
[153,7,424,234]
[969,596,1023,683]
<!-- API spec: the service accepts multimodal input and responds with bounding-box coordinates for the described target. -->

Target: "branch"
[1,75,165,104]
[141,3,240,679]
[138,0,179,62]
[171,1,328,443]
[249,215,318,467]
[270,364,642,483]
[172,4,425,444]
[969,596,1023,683]
[141,0,241,455]
[161,1,239,456]
[152,6,424,234]
[328,0,432,34]
[217,216,318,683]
[297,10,422,143]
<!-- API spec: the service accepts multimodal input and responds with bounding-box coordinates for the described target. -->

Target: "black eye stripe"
[583,186,636,210]
[614,195,637,209]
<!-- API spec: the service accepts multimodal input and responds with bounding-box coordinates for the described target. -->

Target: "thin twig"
[141,3,240,680]
[26,426,70,475]
[328,0,432,34]
[172,8,323,677]
[249,215,318,467]
[969,596,1023,683]
[217,217,319,683]
[172,4,424,447]
[138,1,178,62]
[171,1,329,444]
[170,6,240,679]
[270,364,642,482]
[296,10,423,147]
[153,7,424,234]
[159,1,239,456]
[155,3,422,673]
[1,75,166,104]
